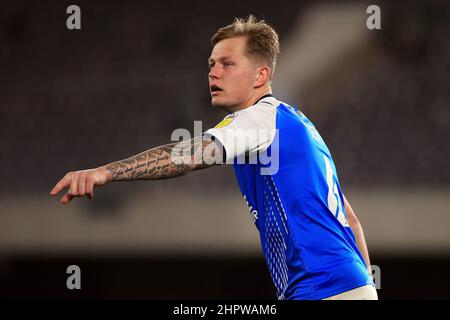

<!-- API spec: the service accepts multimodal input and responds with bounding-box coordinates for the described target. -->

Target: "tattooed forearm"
[104,136,222,182]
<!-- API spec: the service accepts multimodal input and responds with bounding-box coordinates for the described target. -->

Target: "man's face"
[208,36,259,113]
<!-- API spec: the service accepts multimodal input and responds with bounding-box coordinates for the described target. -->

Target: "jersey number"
[324,156,349,227]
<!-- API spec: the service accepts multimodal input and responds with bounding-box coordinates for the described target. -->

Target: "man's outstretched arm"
[50,135,222,204]
[344,196,372,275]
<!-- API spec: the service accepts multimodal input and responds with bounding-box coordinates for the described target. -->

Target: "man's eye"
[223,62,233,67]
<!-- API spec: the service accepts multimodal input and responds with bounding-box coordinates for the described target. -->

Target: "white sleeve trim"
[205,97,279,163]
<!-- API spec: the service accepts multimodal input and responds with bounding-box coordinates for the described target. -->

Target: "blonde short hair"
[211,15,280,78]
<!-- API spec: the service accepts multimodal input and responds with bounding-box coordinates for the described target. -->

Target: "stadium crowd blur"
[1,0,448,195]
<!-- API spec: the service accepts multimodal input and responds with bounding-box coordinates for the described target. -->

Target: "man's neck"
[237,87,272,111]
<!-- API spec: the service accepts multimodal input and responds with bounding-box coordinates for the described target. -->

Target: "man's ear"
[254,66,271,88]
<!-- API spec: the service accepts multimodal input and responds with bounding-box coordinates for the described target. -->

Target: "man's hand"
[50,167,112,205]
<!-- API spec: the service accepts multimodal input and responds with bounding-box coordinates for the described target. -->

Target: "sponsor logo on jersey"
[214,113,238,129]
[244,195,259,223]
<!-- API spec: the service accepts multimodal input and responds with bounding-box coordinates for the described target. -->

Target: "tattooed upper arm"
[172,135,224,171]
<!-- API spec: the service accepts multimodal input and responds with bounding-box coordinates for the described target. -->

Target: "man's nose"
[209,65,219,80]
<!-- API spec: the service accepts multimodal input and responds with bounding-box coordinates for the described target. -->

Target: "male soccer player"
[50,16,377,300]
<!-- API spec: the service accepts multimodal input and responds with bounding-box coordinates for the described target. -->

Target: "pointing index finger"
[50,174,71,196]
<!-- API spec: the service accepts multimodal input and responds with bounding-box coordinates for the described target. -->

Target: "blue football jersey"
[206,95,373,300]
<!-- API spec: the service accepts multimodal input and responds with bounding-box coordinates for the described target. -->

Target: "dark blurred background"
[0,0,449,299]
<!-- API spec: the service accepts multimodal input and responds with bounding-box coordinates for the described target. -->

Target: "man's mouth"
[210,85,223,94]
